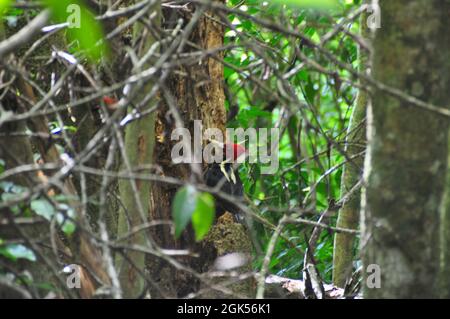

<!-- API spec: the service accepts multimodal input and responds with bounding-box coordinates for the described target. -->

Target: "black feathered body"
[203,163,244,218]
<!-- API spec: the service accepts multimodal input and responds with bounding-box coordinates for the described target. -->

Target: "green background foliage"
[1,0,363,289]
[224,0,360,281]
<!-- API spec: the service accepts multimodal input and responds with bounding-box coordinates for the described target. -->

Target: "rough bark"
[115,5,159,298]
[199,214,253,298]
[441,132,450,298]
[332,8,370,288]
[71,1,133,238]
[362,0,450,298]
[147,0,252,298]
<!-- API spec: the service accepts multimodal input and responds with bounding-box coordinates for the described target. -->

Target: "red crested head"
[102,96,118,106]
[207,139,247,163]
[224,143,246,162]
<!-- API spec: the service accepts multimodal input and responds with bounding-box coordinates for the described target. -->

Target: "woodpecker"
[102,96,118,106]
[203,141,246,219]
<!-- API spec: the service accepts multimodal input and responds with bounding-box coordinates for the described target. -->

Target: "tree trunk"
[332,7,370,288]
[362,0,450,298]
[115,4,160,298]
[441,131,450,298]
[146,0,253,298]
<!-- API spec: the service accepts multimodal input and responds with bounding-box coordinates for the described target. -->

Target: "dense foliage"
[0,0,365,297]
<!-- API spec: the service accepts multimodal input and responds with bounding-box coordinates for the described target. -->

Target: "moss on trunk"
[362,0,450,298]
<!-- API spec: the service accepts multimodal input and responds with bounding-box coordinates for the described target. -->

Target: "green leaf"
[245,107,272,119]
[31,199,76,234]
[0,244,36,262]
[0,181,26,194]
[61,219,76,235]
[224,66,234,79]
[0,158,4,174]
[172,185,198,238]
[43,0,107,61]
[192,193,215,241]
[56,208,76,235]
[172,185,216,240]
[31,199,55,220]
[0,0,12,16]
[1,183,28,215]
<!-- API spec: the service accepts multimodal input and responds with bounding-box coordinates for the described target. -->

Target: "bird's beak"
[207,138,225,148]
[220,162,232,183]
